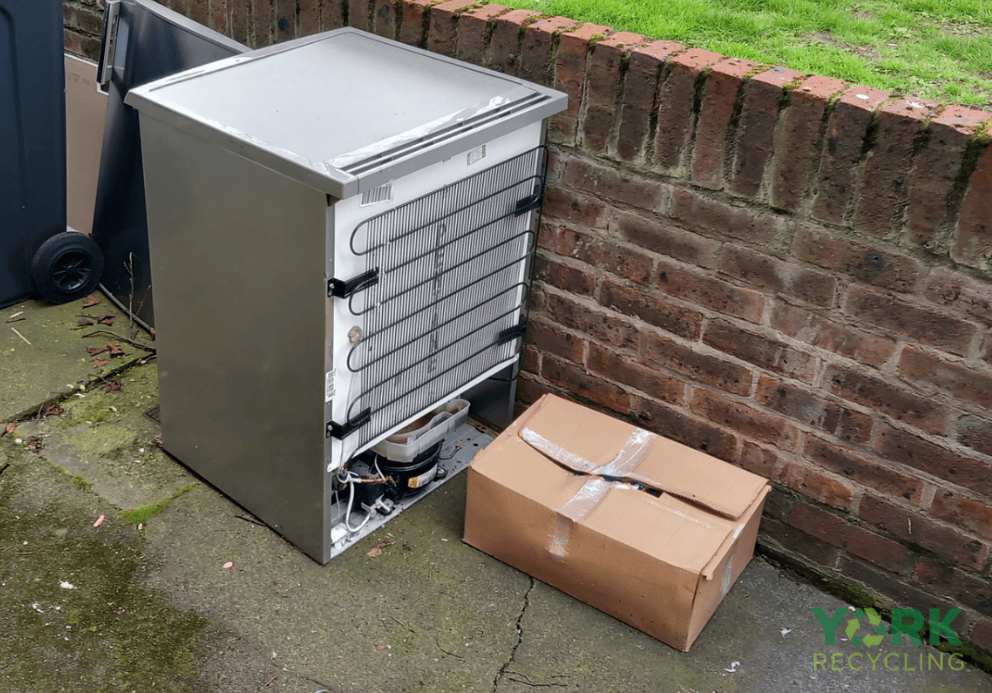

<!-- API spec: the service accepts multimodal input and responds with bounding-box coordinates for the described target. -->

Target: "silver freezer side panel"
[138,117,331,561]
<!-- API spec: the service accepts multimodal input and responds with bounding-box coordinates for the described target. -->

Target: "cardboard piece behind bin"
[464,394,770,651]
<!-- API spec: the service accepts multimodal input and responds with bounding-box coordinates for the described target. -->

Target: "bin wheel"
[31,231,105,304]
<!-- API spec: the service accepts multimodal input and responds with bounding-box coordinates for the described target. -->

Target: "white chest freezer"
[125,27,566,562]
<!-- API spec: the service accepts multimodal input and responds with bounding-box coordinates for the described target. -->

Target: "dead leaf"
[93,358,108,369]
[83,295,101,308]
[376,644,390,650]
[87,346,108,356]
[93,514,106,528]
[149,327,156,340]
[77,317,94,326]
[27,440,40,453]
[367,536,396,557]
[4,422,15,435]
[223,561,234,570]
[43,404,63,418]
[153,434,163,447]
[106,342,124,357]
[99,379,122,393]
[96,313,117,326]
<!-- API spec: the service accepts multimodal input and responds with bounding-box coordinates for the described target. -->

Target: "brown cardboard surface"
[65,55,107,236]
[464,393,770,651]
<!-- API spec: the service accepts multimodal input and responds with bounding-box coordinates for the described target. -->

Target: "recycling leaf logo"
[846,608,886,647]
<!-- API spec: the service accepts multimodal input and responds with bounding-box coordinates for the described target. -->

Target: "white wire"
[343,475,372,534]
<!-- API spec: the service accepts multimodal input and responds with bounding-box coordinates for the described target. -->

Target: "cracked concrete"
[3,296,992,692]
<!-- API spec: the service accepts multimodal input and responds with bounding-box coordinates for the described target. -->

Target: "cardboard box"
[464,394,770,651]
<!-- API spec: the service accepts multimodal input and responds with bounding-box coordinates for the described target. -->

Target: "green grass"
[504,0,992,107]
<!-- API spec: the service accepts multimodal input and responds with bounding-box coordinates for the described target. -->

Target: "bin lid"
[124,28,566,199]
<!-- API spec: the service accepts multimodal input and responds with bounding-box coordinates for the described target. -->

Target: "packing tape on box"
[522,426,656,560]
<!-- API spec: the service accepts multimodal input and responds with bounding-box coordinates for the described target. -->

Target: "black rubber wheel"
[31,231,105,304]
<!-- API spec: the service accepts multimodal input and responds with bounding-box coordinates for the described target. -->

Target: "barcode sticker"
[467,145,486,166]
[325,370,336,403]
[361,184,392,206]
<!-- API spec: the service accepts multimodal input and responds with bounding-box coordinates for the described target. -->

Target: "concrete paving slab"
[0,296,153,422]
[3,297,992,693]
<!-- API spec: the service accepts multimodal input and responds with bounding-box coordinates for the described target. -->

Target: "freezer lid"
[124,28,567,199]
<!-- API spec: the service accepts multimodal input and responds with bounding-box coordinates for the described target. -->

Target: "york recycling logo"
[812,607,965,673]
[845,608,885,648]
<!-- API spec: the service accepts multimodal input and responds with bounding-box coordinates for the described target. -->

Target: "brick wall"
[65,0,992,656]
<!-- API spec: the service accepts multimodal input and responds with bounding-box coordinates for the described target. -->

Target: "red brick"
[427,0,476,57]
[230,2,250,44]
[526,317,585,365]
[642,332,752,396]
[395,0,434,46]
[855,98,940,238]
[541,186,607,229]
[564,157,671,214]
[517,16,579,87]
[791,225,923,293]
[559,228,654,285]
[824,364,948,435]
[914,557,992,618]
[211,0,230,34]
[635,396,740,463]
[956,415,992,458]
[876,423,992,499]
[652,48,724,173]
[771,75,847,211]
[455,4,509,66]
[599,279,703,340]
[521,344,540,374]
[587,342,685,405]
[691,389,799,450]
[954,145,992,270]
[756,375,872,444]
[812,86,889,224]
[719,245,837,308]
[582,32,644,154]
[692,58,762,190]
[790,501,911,572]
[670,188,790,245]
[517,372,554,405]
[771,302,895,369]
[923,267,992,323]
[347,0,371,30]
[760,517,840,569]
[276,0,296,41]
[971,619,992,651]
[550,23,611,146]
[544,291,639,351]
[776,461,854,510]
[730,66,805,199]
[254,0,274,46]
[705,320,816,383]
[532,251,596,297]
[898,346,992,410]
[608,210,721,268]
[837,556,960,615]
[930,490,992,538]
[541,353,632,413]
[985,333,992,367]
[905,106,990,248]
[63,3,103,35]
[860,494,989,569]
[656,262,765,323]
[189,0,209,27]
[844,284,978,357]
[739,441,781,477]
[617,41,684,161]
[488,9,541,74]
[804,434,924,503]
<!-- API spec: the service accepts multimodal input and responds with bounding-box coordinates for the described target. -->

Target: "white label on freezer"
[325,369,336,403]
[467,145,486,166]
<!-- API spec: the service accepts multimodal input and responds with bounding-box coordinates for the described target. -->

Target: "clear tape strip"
[548,478,611,561]
[522,425,655,559]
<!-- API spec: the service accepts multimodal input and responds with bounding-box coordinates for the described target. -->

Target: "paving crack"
[493,576,535,692]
